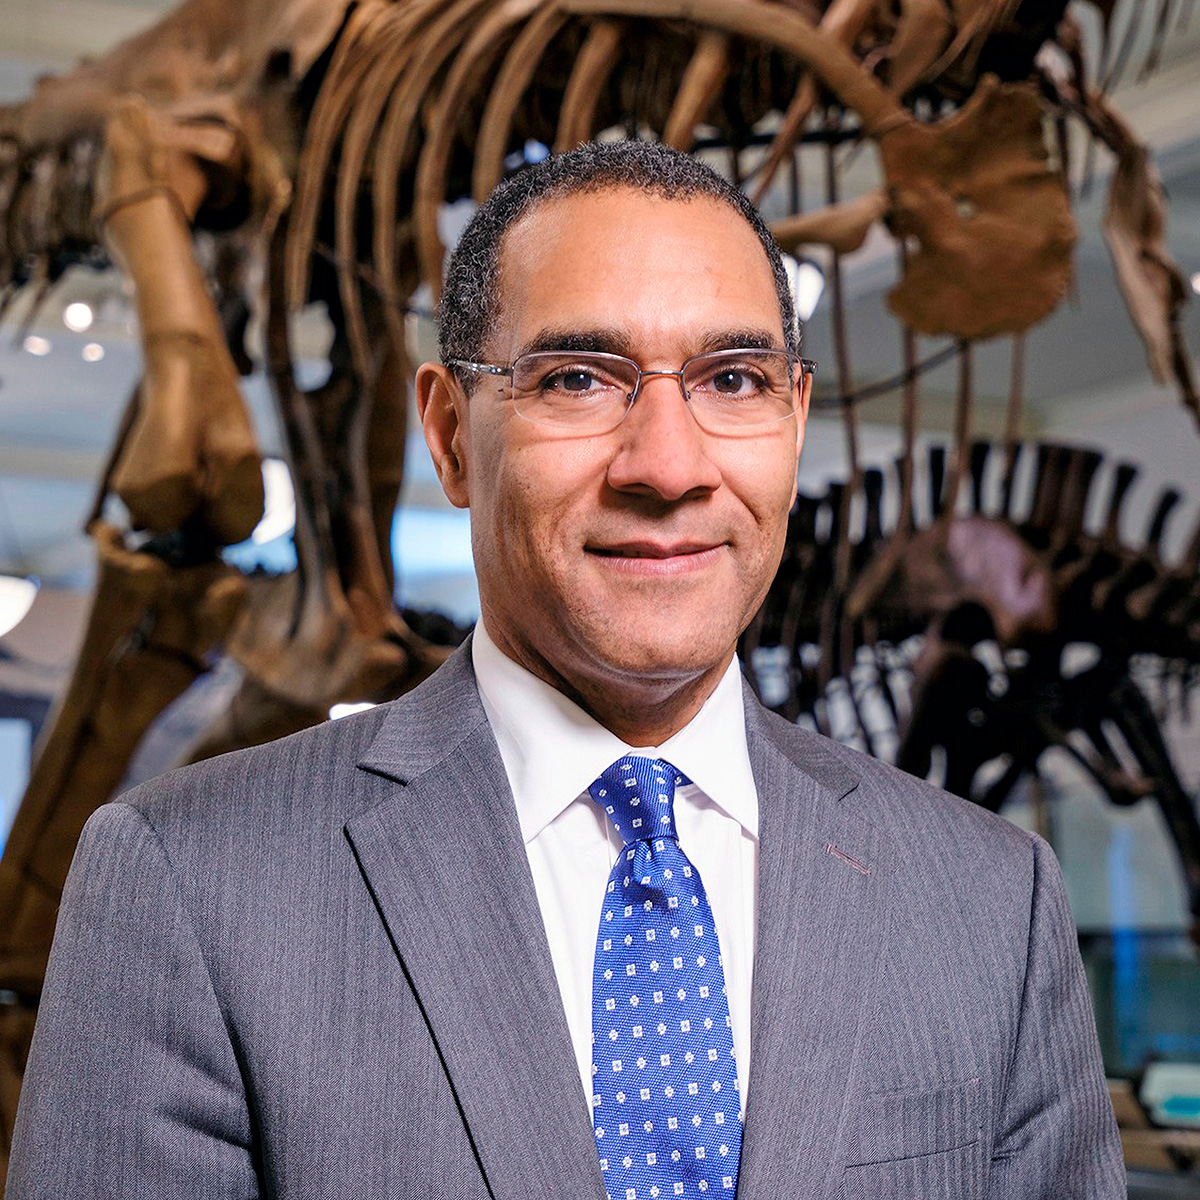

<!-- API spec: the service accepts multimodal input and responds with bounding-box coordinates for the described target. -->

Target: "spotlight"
[63,301,94,332]
[250,458,296,544]
[0,576,38,640]
[784,256,826,322]
[82,342,105,362]
[22,335,51,356]
[1191,271,1200,296]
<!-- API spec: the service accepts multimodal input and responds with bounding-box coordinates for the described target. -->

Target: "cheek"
[493,477,544,566]
[495,440,598,530]
[728,472,798,600]
[733,446,799,534]
[484,457,573,582]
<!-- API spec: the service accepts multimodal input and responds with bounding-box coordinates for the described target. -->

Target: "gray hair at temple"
[437,140,800,378]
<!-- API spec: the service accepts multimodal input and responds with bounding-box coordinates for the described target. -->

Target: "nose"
[605,373,722,502]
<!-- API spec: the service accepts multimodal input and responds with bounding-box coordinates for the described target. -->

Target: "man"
[8,141,1122,1199]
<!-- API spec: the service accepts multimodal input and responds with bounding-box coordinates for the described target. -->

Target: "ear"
[789,368,813,507]
[416,362,471,509]
[795,368,813,454]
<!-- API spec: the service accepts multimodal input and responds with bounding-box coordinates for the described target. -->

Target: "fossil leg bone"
[97,97,265,544]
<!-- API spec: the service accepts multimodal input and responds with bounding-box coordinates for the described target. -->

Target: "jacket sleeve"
[6,801,258,1199]
[985,833,1125,1199]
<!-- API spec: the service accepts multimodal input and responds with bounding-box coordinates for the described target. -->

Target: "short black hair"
[437,140,798,373]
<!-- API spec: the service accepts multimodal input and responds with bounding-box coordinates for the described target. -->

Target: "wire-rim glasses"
[448,348,817,436]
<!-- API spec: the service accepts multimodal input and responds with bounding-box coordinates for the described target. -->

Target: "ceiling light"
[1191,272,1200,295]
[22,335,51,356]
[82,342,105,362]
[250,457,296,544]
[63,301,94,332]
[784,256,826,322]
[0,576,38,640]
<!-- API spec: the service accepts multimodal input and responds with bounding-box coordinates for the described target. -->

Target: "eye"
[708,367,766,395]
[535,363,626,395]
[552,369,598,392]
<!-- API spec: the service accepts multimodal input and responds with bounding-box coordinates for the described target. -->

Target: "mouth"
[585,540,727,575]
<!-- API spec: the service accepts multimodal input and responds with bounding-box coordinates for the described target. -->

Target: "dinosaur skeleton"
[0,0,1198,1173]
[742,437,1200,924]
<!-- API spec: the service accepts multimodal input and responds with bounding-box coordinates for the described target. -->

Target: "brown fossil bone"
[771,189,888,255]
[181,229,449,765]
[554,19,626,151]
[1100,105,1200,428]
[749,0,885,205]
[0,522,246,997]
[0,0,346,149]
[885,0,955,96]
[884,514,1059,645]
[662,30,733,150]
[881,75,1077,339]
[394,0,911,307]
[0,1001,34,1181]
[1039,48,1199,426]
[98,97,265,543]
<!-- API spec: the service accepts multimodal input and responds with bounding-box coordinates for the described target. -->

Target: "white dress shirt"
[471,620,759,1114]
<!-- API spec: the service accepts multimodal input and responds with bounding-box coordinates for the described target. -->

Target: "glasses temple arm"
[447,359,512,377]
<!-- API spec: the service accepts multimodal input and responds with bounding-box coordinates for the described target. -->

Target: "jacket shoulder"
[116,698,390,833]
[749,698,1036,869]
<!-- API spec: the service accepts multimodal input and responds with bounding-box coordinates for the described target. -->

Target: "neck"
[484,623,731,746]
[566,669,725,746]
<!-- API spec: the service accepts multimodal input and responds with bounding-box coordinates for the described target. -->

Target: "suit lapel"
[347,646,605,1200]
[737,701,889,1199]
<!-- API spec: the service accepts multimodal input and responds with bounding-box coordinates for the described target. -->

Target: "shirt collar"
[472,619,758,844]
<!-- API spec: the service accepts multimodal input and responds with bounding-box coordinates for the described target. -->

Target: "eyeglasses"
[448,348,817,436]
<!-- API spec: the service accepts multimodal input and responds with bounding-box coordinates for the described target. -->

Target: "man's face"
[421,187,809,714]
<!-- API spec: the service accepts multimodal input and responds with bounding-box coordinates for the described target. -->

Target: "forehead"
[487,187,783,356]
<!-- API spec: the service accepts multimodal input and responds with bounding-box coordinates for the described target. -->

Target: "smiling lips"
[586,540,726,575]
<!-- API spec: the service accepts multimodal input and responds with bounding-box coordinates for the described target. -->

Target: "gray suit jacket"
[8,642,1123,1199]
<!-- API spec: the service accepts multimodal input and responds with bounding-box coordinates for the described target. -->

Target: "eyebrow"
[515,327,635,358]
[695,328,783,354]
[512,326,784,360]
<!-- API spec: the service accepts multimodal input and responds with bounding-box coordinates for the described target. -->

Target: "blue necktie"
[589,756,742,1199]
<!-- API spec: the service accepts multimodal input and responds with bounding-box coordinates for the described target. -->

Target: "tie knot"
[588,756,689,845]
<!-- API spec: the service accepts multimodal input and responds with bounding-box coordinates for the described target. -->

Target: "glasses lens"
[682,350,797,431]
[510,351,638,430]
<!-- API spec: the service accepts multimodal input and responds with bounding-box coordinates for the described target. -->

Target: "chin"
[585,629,733,683]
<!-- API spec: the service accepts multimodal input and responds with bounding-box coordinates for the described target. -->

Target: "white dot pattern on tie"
[589,757,741,1200]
